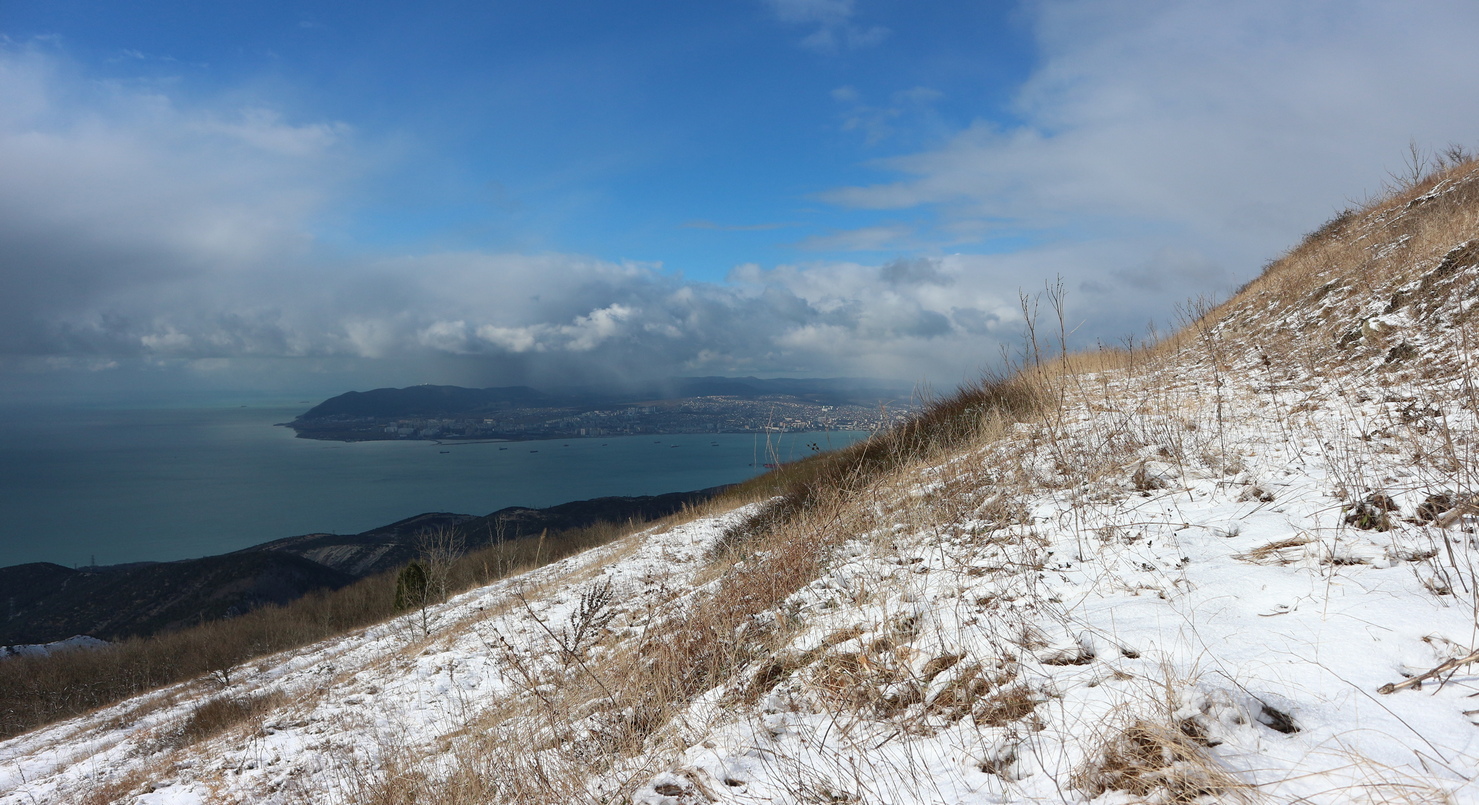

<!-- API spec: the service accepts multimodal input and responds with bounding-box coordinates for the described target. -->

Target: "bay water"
[0,402,865,568]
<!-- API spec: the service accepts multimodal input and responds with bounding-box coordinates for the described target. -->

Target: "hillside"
[5,166,1479,802]
[0,555,356,646]
[0,489,724,647]
[247,487,727,578]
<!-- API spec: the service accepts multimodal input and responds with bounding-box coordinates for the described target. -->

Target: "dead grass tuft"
[1234,537,1313,565]
[735,650,817,705]
[1073,719,1249,804]
[972,684,1038,728]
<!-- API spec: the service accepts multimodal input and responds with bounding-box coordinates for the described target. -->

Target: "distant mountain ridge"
[241,487,723,578]
[0,554,356,646]
[0,487,723,647]
[299,385,552,420]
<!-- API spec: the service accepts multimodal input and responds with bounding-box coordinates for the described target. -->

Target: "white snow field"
[5,170,1479,804]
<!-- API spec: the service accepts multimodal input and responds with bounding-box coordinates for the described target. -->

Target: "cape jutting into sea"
[0,402,865,568]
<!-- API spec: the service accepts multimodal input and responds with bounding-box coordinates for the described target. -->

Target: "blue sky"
[5,1,1479,400]
[8,1,1029,272]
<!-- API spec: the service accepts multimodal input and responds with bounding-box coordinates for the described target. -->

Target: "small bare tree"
[416,526,465,606]
[1395,139,1432,188]
[1384,138,1471,190]
[1437,142,1475,171]
[395,560,432,637]
[390,526,466,638]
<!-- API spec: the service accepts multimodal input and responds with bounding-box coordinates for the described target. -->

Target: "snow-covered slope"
[6,169,1479,804]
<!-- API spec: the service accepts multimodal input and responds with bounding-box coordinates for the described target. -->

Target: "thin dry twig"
[1378,648,1479,694]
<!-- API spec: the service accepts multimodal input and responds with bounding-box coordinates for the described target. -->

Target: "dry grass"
[1073,718,1250,804]
[328,497,868,803]
[63,761,173,805]
[722,366,1051,520]
[1234,536,1314,566]
[610,488,859,741]
[1185,159,1479,378]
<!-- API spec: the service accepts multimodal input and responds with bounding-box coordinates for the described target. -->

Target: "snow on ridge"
[0,635,109,659]
[8,350,1477,803]
[642,365,1479,804]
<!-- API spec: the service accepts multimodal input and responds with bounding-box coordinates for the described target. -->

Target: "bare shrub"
[164,690,285,749]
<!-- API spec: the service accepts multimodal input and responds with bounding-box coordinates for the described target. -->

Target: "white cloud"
[190,108,349,158]
[763,0,889,52]
[820,0,1479,334]
[475,324,540,354]
[682,220,790,232]
[11,225,1044,388]
[764,0,853,26]
[831,85,946,146]
[416,320,473,353]
[795,223,914,252]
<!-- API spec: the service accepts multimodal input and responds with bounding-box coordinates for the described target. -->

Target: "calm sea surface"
[0,402,866,568]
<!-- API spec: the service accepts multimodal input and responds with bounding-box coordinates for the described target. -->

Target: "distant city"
[286,379,920,442]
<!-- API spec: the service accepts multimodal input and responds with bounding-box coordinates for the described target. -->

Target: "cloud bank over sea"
[6,1,1479,398]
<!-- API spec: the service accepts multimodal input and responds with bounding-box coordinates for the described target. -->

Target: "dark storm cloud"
[0,44,1031,390]
[0,45,345,360]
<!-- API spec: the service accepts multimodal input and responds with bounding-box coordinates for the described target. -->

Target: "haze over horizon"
[5,1,1479,404]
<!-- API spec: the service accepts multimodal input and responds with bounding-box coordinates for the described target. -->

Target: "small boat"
[439,450,450,454]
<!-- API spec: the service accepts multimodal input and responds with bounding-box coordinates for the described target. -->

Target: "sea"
[0,401,866,569]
